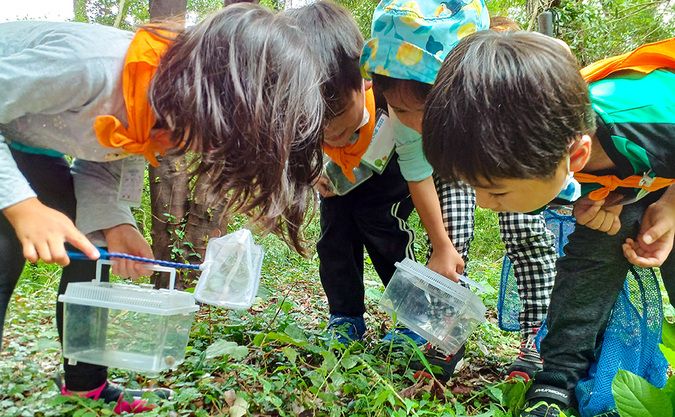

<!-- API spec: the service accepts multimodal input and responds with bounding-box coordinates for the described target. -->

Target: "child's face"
[323,86,366,148]
[382,83,425,134]
[473,158,570,213]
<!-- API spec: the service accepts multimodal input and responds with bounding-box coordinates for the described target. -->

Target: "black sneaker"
[507,331,543,381]
[412,343,465,383]
[521,383,571,417]
[521,400,568,417]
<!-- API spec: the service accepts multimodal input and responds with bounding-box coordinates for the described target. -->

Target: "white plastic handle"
[94,259,177,291]
[458,274,487,293]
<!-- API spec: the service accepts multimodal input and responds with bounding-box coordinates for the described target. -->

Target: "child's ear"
[363,79,373,91]
[569,134,592,172]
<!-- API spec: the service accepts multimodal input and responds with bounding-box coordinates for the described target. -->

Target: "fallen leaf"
[205,340,248,361]
[229,396,249,417]
[398,378,425,398]
[223,389,237,407]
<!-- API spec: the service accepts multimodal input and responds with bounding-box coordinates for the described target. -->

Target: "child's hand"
[622,199,675,268]
[573,197,622,235]
[3,198,99,266]
[314,175,336,198]
[427,243,465,282]
[103,224,154,279]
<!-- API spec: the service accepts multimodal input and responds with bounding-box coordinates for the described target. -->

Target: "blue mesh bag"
[498,210,668,416]
[497,209,575,332]
[574,265,667,416]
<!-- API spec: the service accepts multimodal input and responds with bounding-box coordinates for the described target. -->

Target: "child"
[431,16,557,380]
[0,4,323,412]
[359,0,490,379]
[361,0,555,380]
[283,1,424,346]
[423,30,674,416]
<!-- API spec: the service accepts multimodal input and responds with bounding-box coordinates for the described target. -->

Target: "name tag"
[361,112,395,174]
[117,156,144,206]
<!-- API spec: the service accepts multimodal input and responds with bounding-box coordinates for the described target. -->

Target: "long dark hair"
[149,4,324,254]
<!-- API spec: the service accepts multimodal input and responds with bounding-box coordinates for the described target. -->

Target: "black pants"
[536,191,675,397]
[0,149,108,391]
[317,157,415,316]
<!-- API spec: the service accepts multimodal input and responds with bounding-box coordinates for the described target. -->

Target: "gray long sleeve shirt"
[0,21,145,240]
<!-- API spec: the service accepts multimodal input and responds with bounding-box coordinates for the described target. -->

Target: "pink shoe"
[60,380,172,414]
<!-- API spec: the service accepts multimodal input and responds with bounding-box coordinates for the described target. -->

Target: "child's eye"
[490,192,508,198]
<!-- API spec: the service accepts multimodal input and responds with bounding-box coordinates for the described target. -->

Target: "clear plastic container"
[324,160,373,196]
[379,258,486,354]
[58,261,198,374]
[194,229,264,309]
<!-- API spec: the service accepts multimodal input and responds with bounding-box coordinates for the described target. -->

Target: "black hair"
[371,74,432,103]
[283,1,364,118]
[423,30,595,186]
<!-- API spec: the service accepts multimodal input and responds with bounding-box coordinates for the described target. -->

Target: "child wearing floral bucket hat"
[361,2,559,383]
[361,0,489,381]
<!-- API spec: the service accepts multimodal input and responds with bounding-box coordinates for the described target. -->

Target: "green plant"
[611,320,675,417]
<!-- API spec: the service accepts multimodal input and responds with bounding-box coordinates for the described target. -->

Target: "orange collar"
[323,88,376,182]
[93,29,174,166]
[575,172,675,201]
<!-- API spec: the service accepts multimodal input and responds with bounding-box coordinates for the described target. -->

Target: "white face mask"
[347,100,371,144]
[556,155,582,202]
[359,105,370,129]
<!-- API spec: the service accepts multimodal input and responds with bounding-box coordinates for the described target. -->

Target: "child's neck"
[582,134,616,173]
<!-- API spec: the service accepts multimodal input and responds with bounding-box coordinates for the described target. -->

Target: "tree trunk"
[526,0,554,31]
[148,0,232,289]
[149,0,187,21]
[148,0,188,287]
[181,175,228,286]
[149,156,189,287]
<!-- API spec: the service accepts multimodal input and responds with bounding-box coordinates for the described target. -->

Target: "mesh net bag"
[497,209,575,331]
[497,210,667,416]
[574,265,667,417]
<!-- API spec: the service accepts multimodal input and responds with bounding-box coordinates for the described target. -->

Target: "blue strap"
[66,248,201,270]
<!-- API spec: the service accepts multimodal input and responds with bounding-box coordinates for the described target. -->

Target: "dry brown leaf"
[223,389,237,407]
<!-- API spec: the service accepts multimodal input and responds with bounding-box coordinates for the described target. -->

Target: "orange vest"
[575,38,675,200]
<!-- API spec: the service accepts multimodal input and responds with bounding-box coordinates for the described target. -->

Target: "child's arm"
[72,158,153,278]
[0,27,117,266]
[390,111,464,280]
[0,135,99,265]
[622,186,675,267]
[409,177,465,281]
[3,197,99,266]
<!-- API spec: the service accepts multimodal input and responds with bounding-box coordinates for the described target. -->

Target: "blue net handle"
[67,248,201,271]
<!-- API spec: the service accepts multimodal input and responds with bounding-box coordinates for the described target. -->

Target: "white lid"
[58,260,198,315]
[59,281,198,315]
